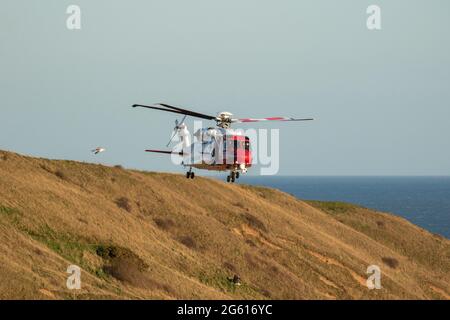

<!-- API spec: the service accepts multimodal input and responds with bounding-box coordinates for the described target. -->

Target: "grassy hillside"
[0,150,448,300]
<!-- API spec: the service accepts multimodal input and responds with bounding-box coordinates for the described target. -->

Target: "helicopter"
[132,103,313,182]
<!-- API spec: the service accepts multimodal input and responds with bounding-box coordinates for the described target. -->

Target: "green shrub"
[115,197,132,212]
[242,212,267,232]
[54,170,66,180]
[306,201,358,214]
[178,236,197,250]
[153,217,175,230]
[382,257,399,269]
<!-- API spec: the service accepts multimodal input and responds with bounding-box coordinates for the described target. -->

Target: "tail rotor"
[166,115,187,147]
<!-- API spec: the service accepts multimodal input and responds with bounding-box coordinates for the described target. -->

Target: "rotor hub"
[216,112,233,128]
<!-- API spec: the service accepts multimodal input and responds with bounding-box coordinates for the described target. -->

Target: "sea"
[237,176,450,239]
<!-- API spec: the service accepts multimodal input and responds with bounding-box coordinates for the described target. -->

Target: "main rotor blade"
[133,103,215,120]
[157,103,216,120]
[145,149,186,156]
[233,117,314,123]
[132,104,187,116]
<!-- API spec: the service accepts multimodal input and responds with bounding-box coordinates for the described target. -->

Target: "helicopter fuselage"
[181,127,252,173]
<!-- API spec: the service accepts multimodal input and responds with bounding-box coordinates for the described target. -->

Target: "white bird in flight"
[92,147,106,155]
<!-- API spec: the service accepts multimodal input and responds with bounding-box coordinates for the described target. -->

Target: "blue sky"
[1,0,449,175]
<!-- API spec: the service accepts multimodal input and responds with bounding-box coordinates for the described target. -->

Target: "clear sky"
[1,0,449,175]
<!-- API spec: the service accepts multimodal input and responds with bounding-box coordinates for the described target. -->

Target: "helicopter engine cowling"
[194,128,222,142]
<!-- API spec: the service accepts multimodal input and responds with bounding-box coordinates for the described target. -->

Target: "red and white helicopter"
[132,103,313,182]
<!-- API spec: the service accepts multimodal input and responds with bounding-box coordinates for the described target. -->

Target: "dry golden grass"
[0,150,449,300]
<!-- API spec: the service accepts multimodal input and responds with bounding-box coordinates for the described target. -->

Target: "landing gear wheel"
[227,176,231,183]
[236,172,240,179]
[231,176,235,183]
[190,172,195,179]
[186,172,190,179]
